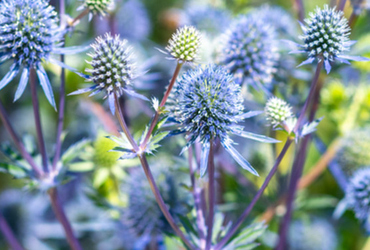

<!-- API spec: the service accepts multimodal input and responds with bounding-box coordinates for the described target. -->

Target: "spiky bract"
[265,97,293,127]
[169,64,278,176]
[69,33,148,114]
[165,26,201,64]
[218,14,279,92]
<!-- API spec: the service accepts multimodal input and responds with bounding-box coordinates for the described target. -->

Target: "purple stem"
[205,141,215,250]
[295,0,305,22]
[214,139,293,250]
[0,213,24,250]
[48,188,82,250]
[52,0,66,171]
[0,100,42,177]
[188,145,206,248]
[30,69,49,173]
[338,0,347,11]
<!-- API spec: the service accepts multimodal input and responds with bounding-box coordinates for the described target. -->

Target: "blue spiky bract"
[182,5,231,37]
[289,218,338,250]
[69,33,148,115]
[169,64,279,176]
[218,14,279,92]
[295,5,369,73]
[345,168,370,232]
[0,0,65,107]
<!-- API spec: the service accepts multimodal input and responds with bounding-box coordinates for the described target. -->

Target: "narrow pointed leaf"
[123,89,149,101]
[108,93,115,115]
[324,60,332,74]
[14,67,29,102]
[338,54,369,62]
[36,64,56,109]
[52,45,90,55]
[48,57,89,78]
[0,64,19,90]
[297,57,315,67]
[68,86,95,95]
[236,111,263,120]
[200,142,210,177]
[235,130,280,143]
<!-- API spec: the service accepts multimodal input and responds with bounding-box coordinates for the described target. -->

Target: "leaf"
[301,117,323,137]
[93,168,110,188]
[147,131,170,153]
[61,139,91,164]
[222,140,259,176]
[14,67,29,102]
[152,97,159,111]
[0,63,19,90]
[36,63,56,109]
[234,130,280,143]
[0,162,28,178]
[68,162,95,172]
[224,222,267,250]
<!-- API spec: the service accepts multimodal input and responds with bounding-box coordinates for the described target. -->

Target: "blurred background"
[0,0,370,249]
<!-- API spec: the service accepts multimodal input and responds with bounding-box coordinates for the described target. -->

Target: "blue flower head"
[345,168,370,232]
[0,0,85,108]
[69,33,148,115]
[169,64,279,176]
[293,5,369,73]
[182,5,231,37]
[218,14,280,92]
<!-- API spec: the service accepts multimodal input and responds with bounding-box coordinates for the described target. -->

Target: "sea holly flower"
[69,33,148,115]
[165,26,201,64]
[218,14,280,92]
[265,97,294,128]
[292,5,369,74]
[169,64,279,176]
[78,0,115,20]
[0,0,86,109]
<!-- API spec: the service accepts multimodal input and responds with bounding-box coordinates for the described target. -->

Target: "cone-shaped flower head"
[0,0,84,108]
[218,14,279,92]
[169,64,279,176]
[265,97,294,127]
[289,218,338,250]
[165,26,201,64]
[69,33,148,115]
[294,5,369,73]
[83,0,114,16]
[345,168,370,226]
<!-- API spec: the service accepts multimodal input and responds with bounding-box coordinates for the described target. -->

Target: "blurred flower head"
[218,14,279,92]
[293,5,368,73]
[0,0,83,108]
[265,97,294,127]
[165,26,201,64]
[169,64,278,176]
[69,33,148,115]
[350,0,370,15]
[288,218,338,250]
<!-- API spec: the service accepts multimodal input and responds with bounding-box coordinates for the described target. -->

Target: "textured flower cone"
[84,0,114,15]
[265,97,293,127]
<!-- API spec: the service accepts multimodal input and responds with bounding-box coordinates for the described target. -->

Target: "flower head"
[0,0,83,108]
[345,168,370,229]
[83,0,114,16]
[289,218,338,250]
[169,64,278,176]
[293,5,369,73]
[218,14,279,92]
[265,97,294,127]
[165,26,201,64]
[69,33,148,115]
[351,0,370,15]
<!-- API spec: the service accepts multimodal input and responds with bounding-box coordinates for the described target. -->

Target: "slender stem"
[349,11,358,29]
[0,213,24,250]
[215,139,293,250]
[52,0,66,171]
[138,155,197,250]
[140,63,183,149]
[30,69,49,173]
[338,0,347,11]
[48,188,82,250]
[276,62,324,250]
[205,141,215,250]
[113,96,195,249]
[188,145,206,248]
[70,8,89,26]
[295,0,305,22]
[0,100,42,177]
[109,12,118,35]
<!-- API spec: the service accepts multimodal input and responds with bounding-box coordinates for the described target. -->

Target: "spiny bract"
[169,64,278,176]
[0,0,81,108]
[165,26,201,64]
[345,168,370,229]
[265,97,294,127]
[69,33,148,115]
[293,5,368,73]
[218,14,279,92]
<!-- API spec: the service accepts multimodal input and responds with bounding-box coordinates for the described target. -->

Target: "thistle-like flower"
[69,33,148,115]
[169,64,279,176]
[218,14,279,92]
[292,5,369,74]
[182,5,231,37]
[0,0,85,108]
[265,97,294,127]
[345,168,370,230]
[80,0,115,17]
[289,218,338,250]
[165,26,201,64]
